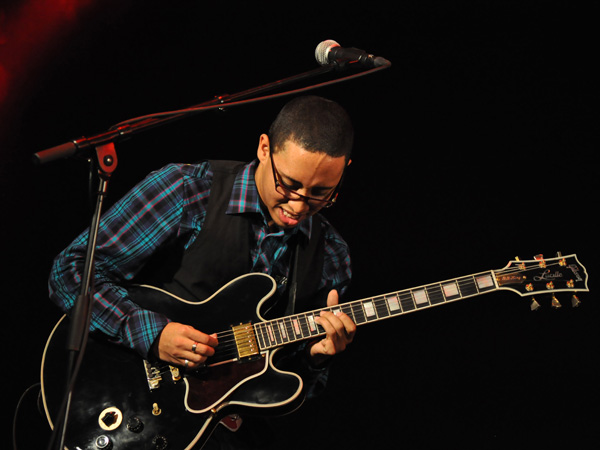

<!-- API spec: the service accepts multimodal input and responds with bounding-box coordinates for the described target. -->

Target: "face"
[255,134,348,229]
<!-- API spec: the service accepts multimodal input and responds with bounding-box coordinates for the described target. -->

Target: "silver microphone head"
[315,40,340,66]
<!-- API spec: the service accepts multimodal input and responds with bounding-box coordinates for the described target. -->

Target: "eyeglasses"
[269,151,344,208]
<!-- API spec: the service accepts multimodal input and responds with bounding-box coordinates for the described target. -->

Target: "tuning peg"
[551,295,562,309]
[530,297,541,311]
[534,254,547,268]
[571,294,581,308]
[555,251,568,266]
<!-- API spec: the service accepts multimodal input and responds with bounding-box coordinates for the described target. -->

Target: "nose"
[286,196,312,215]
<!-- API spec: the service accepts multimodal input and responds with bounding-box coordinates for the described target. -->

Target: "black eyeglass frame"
[269,151,345,208]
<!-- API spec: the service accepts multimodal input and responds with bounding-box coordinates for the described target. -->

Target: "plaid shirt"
[49,160,351,359]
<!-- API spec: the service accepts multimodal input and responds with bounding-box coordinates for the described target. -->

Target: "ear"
[256,134,270,163]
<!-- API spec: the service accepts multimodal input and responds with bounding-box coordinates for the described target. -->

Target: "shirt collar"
[226,159,312,239]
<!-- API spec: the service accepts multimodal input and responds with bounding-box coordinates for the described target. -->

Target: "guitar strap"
[285,214,324,315]
[286,240,300,316]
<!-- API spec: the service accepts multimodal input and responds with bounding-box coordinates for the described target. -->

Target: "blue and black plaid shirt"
[49,160,351,359]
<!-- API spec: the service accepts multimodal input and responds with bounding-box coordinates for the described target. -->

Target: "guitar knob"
[127,416,144,433]
[551,295,562,309]
[152,435,168,450]
[571,294,581,308]
[95,435,113,449]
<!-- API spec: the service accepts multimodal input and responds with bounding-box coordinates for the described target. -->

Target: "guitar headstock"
[496,253,589,310]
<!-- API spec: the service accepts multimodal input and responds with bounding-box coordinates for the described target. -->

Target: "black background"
[2,1,597,449]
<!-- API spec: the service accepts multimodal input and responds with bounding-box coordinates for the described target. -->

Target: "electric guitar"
[41,254,589,449]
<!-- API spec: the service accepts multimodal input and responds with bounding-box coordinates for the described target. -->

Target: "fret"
[374,296,390,318]
[329,307,343,318]
[262,323,273,347]
[351,302,367,324]
[457,276,478,297]
[341,303,355,323]
[270,321,283,345]
[260,315,306,349]
[306,313,319,336]
[256,323,266,348]
[250,270,504,351]
[282,317,294,341]
[298,313,310,337]
[290,317,302,339]
[265,323,276,346]
[276,319,288,342]
[398,290,416,311]
[426,284,445,305]
[255,323,267,349]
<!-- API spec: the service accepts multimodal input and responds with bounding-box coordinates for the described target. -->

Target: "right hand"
[153,322,218,369]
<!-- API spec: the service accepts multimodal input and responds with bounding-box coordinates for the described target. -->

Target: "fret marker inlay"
[443,283,459,297]
[476,275,494,289]
[413,289,428,305]
[364,301,376,317]
[388,295,400,311]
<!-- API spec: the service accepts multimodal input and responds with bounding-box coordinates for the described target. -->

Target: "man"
[48,95,356,448]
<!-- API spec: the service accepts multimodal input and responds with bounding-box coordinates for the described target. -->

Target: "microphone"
[315,40,390,68]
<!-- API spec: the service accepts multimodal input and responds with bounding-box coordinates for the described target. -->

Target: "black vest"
[135,160,326,313]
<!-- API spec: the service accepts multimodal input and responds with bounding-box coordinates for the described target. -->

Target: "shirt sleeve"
[48,162,211,358]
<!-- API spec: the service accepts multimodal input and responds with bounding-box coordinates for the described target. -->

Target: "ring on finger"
[192,342,197,353]
[184,359,189,368]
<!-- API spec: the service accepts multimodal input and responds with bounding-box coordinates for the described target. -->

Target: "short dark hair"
[268,96,353,161]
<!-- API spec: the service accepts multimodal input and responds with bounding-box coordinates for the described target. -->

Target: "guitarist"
[48,95,357,448]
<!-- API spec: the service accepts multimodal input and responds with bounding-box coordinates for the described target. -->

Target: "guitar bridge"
[144,360,162,390]
[232,323,259,359]
[143,360,182,391]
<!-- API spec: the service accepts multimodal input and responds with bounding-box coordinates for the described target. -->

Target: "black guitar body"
[40,255,591,449]
[41,273,305,450]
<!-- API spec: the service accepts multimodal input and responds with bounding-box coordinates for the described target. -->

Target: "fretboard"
[254,270,499,350]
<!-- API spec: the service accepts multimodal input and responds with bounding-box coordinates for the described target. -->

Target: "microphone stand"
[48,142,117,450]
[33,64,338,165]
[39,62,340,450]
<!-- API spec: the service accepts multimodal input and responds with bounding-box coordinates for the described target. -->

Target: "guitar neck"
[254,270,499,350]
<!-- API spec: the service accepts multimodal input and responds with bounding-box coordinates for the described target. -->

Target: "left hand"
[308,289,356,365]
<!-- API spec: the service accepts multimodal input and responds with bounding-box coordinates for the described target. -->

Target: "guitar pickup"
[232,323,259,359]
